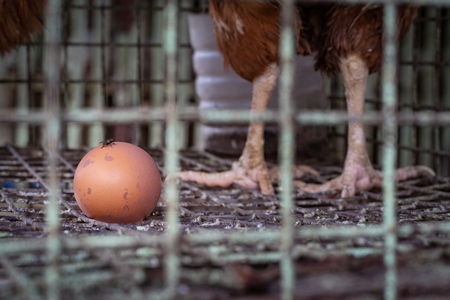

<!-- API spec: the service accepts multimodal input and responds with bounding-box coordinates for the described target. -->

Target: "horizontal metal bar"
[59,42,192,48]
[66,1,450,6]
[0,79,193,84]
[1,222,449,256]
[67,4,195,11]
[297,0,450,5]
[1,108,449,126]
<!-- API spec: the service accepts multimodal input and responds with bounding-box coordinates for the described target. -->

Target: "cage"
[0,0,449,299]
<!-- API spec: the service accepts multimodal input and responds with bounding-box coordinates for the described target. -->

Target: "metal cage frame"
[0,0,450,299]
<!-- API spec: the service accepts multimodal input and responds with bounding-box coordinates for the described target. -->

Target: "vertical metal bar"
[88,0,107,146]
[412,17,420,166]
[15,48,30,146]
[136,0,144,145]
[128,2,140,145]
[433,8,442,172]
[176,0,195,149]
[279,0,296,299]
[113,0,139,144]
[0,54,13,145]
[398,19,415,168]
[163,0,180,298]
[418,7,435,167]
[67,0,89,148]
[43,0,62,299]
[26,41,38,144]
[382,4,398,300]
[100,1,111,142]
[150,0,164,147]
[442,8,450,177]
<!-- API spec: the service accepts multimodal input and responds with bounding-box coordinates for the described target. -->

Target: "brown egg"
[73,141,161,224]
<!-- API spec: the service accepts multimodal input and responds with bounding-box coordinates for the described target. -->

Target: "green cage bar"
[162,0,181,298]
[43,0,63,299]
[382,3,400,300]
[279,0,296,299]
[0,0,449,299]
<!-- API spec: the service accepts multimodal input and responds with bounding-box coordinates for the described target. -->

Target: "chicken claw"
[297,54,435,198]
[296,163,435,198]
[177,163,319,195]
[177,161,274,194]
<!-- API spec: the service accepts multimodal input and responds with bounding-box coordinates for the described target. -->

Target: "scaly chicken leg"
[179,63,316,194]
[179,64,277,194]
[298,55,434,198]
[176,1,317,195]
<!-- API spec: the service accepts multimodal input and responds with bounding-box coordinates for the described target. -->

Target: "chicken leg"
[178,63,277,194]
[178,63,315,195]
[297,55,434,198]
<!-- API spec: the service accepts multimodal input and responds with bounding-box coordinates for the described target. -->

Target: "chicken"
[179,0,315,194]
[296,4,434,197]
[0,0,45,55]
[179,1,434,197]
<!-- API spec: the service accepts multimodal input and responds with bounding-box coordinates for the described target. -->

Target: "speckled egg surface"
[73,142,161,224]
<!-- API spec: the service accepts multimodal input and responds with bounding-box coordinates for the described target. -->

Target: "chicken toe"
[295,55,436,198]
[296,162,435,198]
[177,162,319,195]
[177,161,274,194]
[175,63,283,195]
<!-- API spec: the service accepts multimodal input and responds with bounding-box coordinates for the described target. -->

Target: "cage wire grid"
[0,0,450,299]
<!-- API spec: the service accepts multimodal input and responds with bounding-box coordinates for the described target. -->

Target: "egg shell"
[73,142,161,224]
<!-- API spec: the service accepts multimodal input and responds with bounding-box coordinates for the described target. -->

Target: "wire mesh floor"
[1,145,450,299]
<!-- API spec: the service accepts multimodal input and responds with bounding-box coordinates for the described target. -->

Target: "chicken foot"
[177,63,316,194]
[297,55,434,198]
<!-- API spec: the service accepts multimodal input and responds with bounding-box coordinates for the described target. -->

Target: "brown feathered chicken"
[297,4,434,197]
[179,0,313,195]
[0,0,45,56]
[179,1,434,197]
